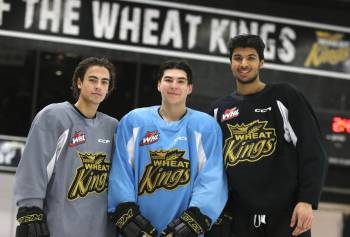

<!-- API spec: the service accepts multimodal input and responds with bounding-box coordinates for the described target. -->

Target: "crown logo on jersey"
[149,149,185,160]
[140,130,160,146]
[68,151,110,200]
[69,131,86,147]
[139,148,190,195]
[77,152,106,164]
[221,107,239,122]
[224,120,277,167]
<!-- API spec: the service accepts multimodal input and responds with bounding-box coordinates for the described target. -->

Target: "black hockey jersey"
[210,83,328,214]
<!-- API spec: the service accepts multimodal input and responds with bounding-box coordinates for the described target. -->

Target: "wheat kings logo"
[68,152,110,200]
[139,149,190,195]
[224,120,277,167]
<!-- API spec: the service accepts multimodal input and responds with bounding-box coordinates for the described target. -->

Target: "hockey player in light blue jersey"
[108,60,228,237]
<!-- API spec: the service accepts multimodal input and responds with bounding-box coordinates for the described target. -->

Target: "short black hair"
[158,60,193,84]
[228,34,265,61]
[71,57,116,100]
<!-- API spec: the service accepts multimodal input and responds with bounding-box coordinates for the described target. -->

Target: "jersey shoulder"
[210,95,234,110]
[187,108,219,129]
[33,102,71,123]
[120,106,157,125]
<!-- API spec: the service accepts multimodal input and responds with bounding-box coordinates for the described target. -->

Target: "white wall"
[0,172,16,237]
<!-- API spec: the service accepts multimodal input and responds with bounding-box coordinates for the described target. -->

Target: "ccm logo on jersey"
[221,107,239,122]
[140,130,159,146]
[69,131,86,147]
[98,139,110,143]
[254,107,271,113]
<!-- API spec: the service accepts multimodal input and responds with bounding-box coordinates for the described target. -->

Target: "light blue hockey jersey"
[108,106,228,235]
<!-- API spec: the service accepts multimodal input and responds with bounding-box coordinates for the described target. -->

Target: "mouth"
[168,92,179,96]
[92,92,103,97]
[238,69,251,77]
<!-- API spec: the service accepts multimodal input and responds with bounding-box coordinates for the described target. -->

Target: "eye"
[164,78,173,83]
[88,78,98,83]
[247,56,258,61]
[233,55,242,61]
[102,79,110,85]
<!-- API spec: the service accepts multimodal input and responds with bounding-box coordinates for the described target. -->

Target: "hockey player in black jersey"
[207,34,328,237]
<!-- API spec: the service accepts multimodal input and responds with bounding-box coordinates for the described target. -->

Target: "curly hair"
[228,34,265,61]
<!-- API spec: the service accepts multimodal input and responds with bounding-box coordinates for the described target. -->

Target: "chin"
[237,76,257,84]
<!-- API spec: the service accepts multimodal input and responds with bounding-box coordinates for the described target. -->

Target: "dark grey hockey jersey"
[14,102,118,237]
[210,83,328,214]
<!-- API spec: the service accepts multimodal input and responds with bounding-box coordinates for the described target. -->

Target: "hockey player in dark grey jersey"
[14,57,118,237]
[207,35,328,237]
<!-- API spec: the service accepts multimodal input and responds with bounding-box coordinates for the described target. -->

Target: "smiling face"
[157,68,193,107]
[77,65,110,106]
[230,47,264,85]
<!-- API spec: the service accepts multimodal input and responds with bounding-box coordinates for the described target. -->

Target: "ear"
[157,80,161,92]
[77,78,82,89]
[259,60,264,69]
[187,84,193,95]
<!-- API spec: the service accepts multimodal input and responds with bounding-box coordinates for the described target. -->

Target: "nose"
[170,81,178,89]
[95,80,103,90]
[241,58,249,66]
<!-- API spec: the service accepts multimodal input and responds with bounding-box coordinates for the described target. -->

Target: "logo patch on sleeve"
[221,107,239,122]
[69,131,86,147]
[140,130,159,146]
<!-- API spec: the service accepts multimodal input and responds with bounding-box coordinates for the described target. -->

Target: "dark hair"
[71,57,116,100]
[228,34,265,61]
[157,60,193,84]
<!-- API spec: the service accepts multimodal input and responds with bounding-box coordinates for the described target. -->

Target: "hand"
[16,206,50,237]
[161,207,211,237]
[290,202,313,236]
[109,202,157,237]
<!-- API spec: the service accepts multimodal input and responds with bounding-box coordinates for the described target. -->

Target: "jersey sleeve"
[14,110,63,208]
[284,87,328,209]
[189,119,228,223]
[108,113,137,213]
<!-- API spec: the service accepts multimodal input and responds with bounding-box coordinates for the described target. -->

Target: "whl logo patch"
[140,130,159,146]
[221,107,239,122]
[69,131,86,147]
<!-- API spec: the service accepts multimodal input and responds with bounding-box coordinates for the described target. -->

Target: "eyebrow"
[163,76,188,80]
[88,75,110,81]
[233,53,257,57]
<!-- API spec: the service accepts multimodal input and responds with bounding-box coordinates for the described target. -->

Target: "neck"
[159,104,187,122]
[236,80,266,96]
[75,100,99,118]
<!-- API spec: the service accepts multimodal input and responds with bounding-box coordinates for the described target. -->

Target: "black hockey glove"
[160,207,211,237]
[204,211,233,237]
[16,206,50,237]
[108,202,157,237]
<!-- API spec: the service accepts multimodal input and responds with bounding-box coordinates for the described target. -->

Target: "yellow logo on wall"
[224,120,277,167]
[304,31,350,68]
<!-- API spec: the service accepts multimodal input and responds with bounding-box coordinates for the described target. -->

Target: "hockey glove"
[204,211,233,237]
[160,207,212,237]
[16,206,50,237]
[108,202,157,237]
